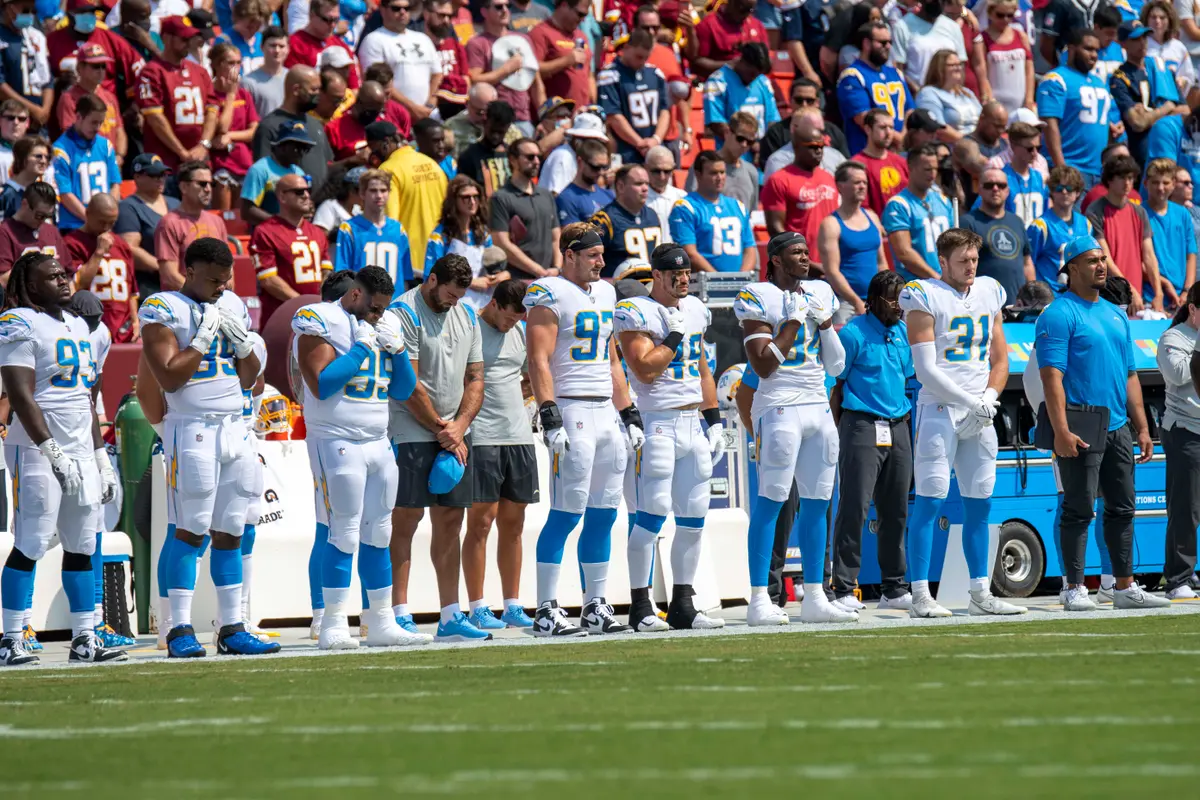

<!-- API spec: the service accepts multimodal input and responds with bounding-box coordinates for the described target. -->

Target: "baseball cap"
[907,109,945,133]
[428,450,466,495]
[76,43,113,65]
[566,112,608,142]
[275,120,316,147]
[160,15,200,39]
[1007,107,1047,128]
[344,166,367,184]
[1118,20,1152,41]
[1062,235,1102,265]
[187,9,214,35]
[537,96,575,123]
[132,153,171,176]
[364,120,399,142]
[318,47,354,69]
[67,289,103,321]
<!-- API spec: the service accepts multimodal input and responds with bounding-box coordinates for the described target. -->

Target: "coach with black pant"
[830,271,914,611]
[1155,284,1200,600]
[1036,235,1170,611]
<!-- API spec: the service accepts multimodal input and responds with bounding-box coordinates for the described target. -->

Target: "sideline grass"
[1,615,1197,797]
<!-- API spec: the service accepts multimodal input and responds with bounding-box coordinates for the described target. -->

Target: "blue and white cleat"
[216,623,282,655]
[501,604,534,628]
[22,625,43,652]
[395,614,421,634]
[469,606,506,631]
[166,625,206,658]
[95,624,136,648]
[436,611,493,642]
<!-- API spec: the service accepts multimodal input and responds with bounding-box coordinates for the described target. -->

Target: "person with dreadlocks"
[0,252,126,667]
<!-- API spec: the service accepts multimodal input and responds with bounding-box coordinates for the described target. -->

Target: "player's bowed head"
[423,253,474,313]
[560,222,606,288]
[935,227,984,294]
[648,242,692,308]
[343,265,395,326]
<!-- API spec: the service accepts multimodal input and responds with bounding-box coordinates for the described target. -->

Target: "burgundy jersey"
[65,230,139,342]
[251,216,332,326]
[431,33,469,104]
[0,219,69,279]
[135,57,214,168]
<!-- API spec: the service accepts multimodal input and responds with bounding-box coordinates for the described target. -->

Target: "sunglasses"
[458,193,481,201]
[516,152,540,161]
[318,14,339,24]
[31,209,54,223]
[1052,184,1074,193]
[28,152,48,161]
[284,187,312,195]
[982,181,1008,190]
[1014,142,1038,151]
[794,96,820,106]
[991,11,1014,19]
[2,114,29,123]
[490,2,509,8]
[188,180,213,188]
[1179,180,1194,187]
[386,4,409,11]
[584,161,609,170]
[734,134,755,145]
[648,167,672,175]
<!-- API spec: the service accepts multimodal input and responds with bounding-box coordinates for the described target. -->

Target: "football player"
[590,165,665,278]
[524,222,645,637]
[140,237,280,657]
[334,169,413,295]
[0,253,126,666]
[898,227,1027,618]
[734,231,857,625]
[293,265,429,650]
[615,244,726,631]
[251,173,333,327]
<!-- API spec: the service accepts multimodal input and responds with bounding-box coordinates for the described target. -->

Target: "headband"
[767,231,806,260]
[566,230,603,251]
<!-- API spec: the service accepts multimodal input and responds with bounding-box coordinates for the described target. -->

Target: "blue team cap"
[428,450,466,495]
[1062,235,1102,267]
[275,121,316,147]
[1118,21,1152,41]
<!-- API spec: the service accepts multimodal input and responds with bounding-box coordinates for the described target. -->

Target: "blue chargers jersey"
[835,59,911,155]
[1037,66,1118,177]
[598,59,669,162]
[334,215,413,296]
[214,29,265,75]
[1027,210,1092,287]
[882,186,954,280]
[590,200,665,278]
[970,164,1047,226]
[52,129,121,231]
[702,63,780,148]
[668,192,754,273]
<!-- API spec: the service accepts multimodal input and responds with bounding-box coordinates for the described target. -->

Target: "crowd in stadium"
[0,0,1199,666]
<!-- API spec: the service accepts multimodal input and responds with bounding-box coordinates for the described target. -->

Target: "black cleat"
[0,634,40,666]
[628,587,667,631]
[667,584,725,630]
[68,631,129,663]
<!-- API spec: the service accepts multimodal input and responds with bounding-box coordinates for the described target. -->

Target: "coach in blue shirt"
[829,270,914,610]
[1035,235,1170,612]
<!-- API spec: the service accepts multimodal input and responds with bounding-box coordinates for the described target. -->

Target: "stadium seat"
[673,169,688,189]
[770,50,793,75]
[232,255,255,296]
[120,179,135,199]
[223,210,250,237]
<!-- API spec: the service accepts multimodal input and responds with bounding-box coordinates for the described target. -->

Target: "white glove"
[354,320,376,348]
[217,306,256,359]
[959,389,1000,439]
[625,423,645,451]
[782,291,809,326]
[188,303,221,354]
[662,306,687,338]
[375,311,406,354]
[707,422,726,466]
[544,426,570,456]
[41,438,81,496]
[806,293,833,326]
[95,447,117,504]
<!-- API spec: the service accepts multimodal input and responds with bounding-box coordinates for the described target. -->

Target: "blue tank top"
[835,210,882,299]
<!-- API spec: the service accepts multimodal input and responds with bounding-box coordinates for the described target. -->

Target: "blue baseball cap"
[275,120,316,147]
[1118,21,1152,41]
[428,450,466,495]
[1062,235,1102,266]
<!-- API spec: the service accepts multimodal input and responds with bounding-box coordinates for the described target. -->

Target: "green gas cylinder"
[114,387,157,633]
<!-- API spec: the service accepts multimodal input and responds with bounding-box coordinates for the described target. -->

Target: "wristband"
[538,401,563,432]
[619,404,644,431]
[663,330,684,352]
[702,408,721,428]
[767,343,785,364]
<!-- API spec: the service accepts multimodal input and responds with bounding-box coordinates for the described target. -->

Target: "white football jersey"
[613,294,709,411]
[89,324,111,374]
[898,276,1006,406]
[733,280,839,419]
[0,308,97,456]
[292,301,391,441]
[242,336,268,434]
[523,276,617,398]
[138,290,251,417]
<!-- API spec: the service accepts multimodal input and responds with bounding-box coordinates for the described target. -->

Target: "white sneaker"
[309,609,324,640]
[968,590,1027,616]
[688,611,726,629]
[801,593,859,623]
[318,614,359,650]
[1062,586,1098,611]
[1166,585,1198,600]
[909,594,952,618]
[793,584,805,601]
[364,611,432,646]
[877,592,913,611]
[833,594,866,612]
[1113,583,1172,610]
[1097,585,1115,604]
[746,598,790,626]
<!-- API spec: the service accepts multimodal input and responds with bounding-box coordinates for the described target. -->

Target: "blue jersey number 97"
[570,310,614,362]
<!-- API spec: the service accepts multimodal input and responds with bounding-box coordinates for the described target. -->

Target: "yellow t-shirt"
[382,146,448,277]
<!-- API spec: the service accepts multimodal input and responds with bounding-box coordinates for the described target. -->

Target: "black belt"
[560,395,610,402]
[846,408,910,424]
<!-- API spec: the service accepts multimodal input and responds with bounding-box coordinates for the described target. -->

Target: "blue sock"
[168,537,202,591]
[358,544,391,591]
[62,564,93,614]
[321,541,353,590]
[157,524,176,600]
[93,531,104,612]
[361,584,369,612]
[209,547,241,588]
[961,497,993,581]
[1094,498,1113,573]
[1,562,34,632]
[309,523,328,609]
[535,509,582,564]
[241,524,256,555]
[906,495,946,583]
[798,498,831,586]
[25,561,36,616]
[579,507,618,564]
[747,495,785,587]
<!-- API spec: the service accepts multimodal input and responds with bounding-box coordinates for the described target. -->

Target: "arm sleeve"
[316,342,370,400]
[388,349,417,400]
[818,326,846,377]
[911,341,981,406]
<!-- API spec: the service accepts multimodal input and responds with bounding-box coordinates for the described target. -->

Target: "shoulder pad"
[138,294,176,326]
[733,286,770,323]
[0,309,34,344]
[898,280,932,314]
[291,304,330,336]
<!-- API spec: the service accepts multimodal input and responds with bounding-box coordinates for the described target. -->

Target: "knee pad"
[62,551,92,572]
[914,427,952,499]
[5,548,36,572]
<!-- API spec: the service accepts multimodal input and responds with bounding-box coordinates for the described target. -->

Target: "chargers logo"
[293,307,327,333]
[0,311,29,339]
[735,289,764,312]
[141,296,174,322]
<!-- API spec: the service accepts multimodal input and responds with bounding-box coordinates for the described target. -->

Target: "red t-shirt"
[135,57,214,168]
[46,26,145,101]
[55,83,124,145]
[325,102,412,160]
[1083,183,1141,212]
[851,151,909,216]
[0,219,70,277]
[205,86,259,178]
[431,33,470,104]
[465,31,534,123]
[529,20,593,108]
[251,216,332,326]
[154,209,229,270]
[693,10,768,77]
[760,164,839,267]
[64,230,138,342]
[286,30,362,89]
[1086,196,1151,298]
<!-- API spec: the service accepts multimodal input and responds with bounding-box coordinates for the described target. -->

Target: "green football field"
[2,615,1197,798]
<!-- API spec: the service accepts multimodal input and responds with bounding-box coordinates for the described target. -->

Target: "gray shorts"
[471,444,540,505]
[394,440,474,509]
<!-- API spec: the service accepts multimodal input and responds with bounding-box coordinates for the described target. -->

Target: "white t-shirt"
[894,13,968,87]
[312,199,358,234]
[647,184,686,243]
[358,28,442,107]
[539,143,577,195]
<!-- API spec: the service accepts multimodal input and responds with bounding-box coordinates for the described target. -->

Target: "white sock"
[803,583,825,603]
[671,526,703,586]
[1100,573,1116,590]
[440,603,460,624]
[70,611,93,640]
[912,580,930,599]
[215,583,242,629]
[311,607,324,625]
[323,587,349,627]
[469,599,488,613]
[969,578,989,595]
[168,588,194,628]
[241,554,253,622]
[366,587,392,616]
[392,603,408,618]
[626,523,657,590]
[93,603,104,629]
[22,607,31,628]
[536,562,560,607]
[2,608,23,637]
[750,586,770,606]
[581,561,608,602]
[503,597,520,609]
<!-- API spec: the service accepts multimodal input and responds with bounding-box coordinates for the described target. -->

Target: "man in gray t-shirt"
[462,280,540,630]
[684,111,760,212]
[389,254,490,640]
[243,28,290,119]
